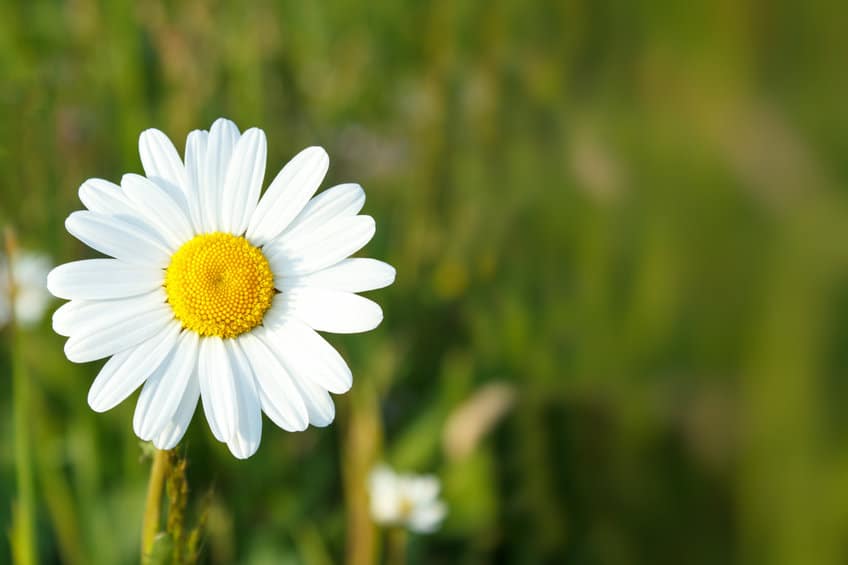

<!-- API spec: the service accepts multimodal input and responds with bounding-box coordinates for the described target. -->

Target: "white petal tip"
[303,146,330,171]
[153,438,180,450]
[211,117,240,132]
[87,393,111,413]
[45,270,60,298]
[243,127,266,138]
[65,346,85,364]
[64,213,79,232]
[332,382,353,395]
[227,441,260,460]
[305,145,329,159]
[88,403,109,413]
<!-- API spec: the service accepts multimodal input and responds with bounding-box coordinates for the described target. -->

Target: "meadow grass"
[1,1,847,563]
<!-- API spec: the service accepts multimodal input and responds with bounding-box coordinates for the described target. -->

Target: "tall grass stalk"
[6,227,38,565]
[141,448,171,562]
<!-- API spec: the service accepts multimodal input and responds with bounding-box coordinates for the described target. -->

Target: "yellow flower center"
[164,233,275,338]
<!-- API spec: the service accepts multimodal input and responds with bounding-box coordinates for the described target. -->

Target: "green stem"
[141,449,171,562]
[7,228,38,565]
[33,387,87,565]
[11,310,38,565]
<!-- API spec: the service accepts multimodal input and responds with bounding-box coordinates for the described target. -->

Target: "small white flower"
[48,118,395,459]
[369,465,447,533]
[0,251,52,328]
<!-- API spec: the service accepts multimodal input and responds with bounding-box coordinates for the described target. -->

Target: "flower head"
[48,118,395,458]
[369,465,447,533]
[0,251,52,328]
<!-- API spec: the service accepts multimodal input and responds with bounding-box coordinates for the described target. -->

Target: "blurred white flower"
[369,465,447,533]
[0,251,52,328]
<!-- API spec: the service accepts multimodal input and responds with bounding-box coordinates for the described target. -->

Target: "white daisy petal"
[87,321,181,412]
[224,340,263,459]
[78,179,173,239]
[65,301,173,363]
[203,118,240,232]
[288,369,336,427]
[138,128,190,213]
[121,174,193,249]
[256,329,336,425]
[133,330,199,440]
[52,300,92,337]
[265,215,376,276]
[407,476,441,503]
[260,293,295,327]
[78,178,132,216]
[369,466,402,523]
[246,146,329,245]
[283,183,365,239]
[47,259,163,300]
[183,129,209,233]
[409,502,448,533]
[152,371,200,450]
[240,330,308,432]
[54,289,167,338]
[221,128,266,235]
[198,337,238,442]
[263,317,353,394]
[276,258,395,293]
[65,211,172,267]
[281,287,383,334]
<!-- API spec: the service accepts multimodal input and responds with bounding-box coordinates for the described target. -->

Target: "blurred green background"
[2,0,848,563]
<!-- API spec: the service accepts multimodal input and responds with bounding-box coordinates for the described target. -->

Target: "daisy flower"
[369,465,447,533]
[1,250,52,328]
[47,118,395,459]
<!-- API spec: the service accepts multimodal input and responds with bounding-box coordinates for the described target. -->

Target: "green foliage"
[0,0,847,564]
